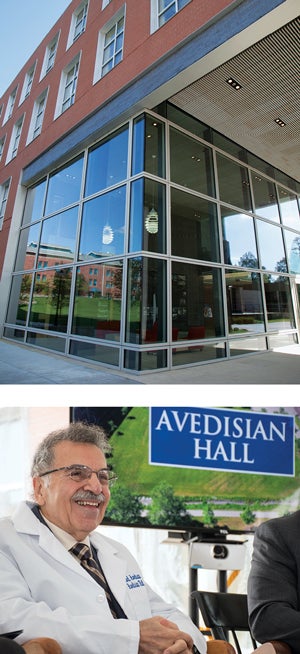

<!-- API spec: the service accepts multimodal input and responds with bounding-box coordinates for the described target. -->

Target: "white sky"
[0,1,71,97]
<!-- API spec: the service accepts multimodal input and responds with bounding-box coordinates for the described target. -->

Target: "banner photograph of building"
[0,0,299,375]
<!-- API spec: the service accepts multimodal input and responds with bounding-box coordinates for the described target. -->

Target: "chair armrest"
[22,638,62,654]
[254,642,292,654]
[206,640,236,654]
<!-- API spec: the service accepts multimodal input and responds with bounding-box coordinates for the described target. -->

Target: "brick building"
[0,0,299,374]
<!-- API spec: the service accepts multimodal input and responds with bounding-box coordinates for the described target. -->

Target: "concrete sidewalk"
[0,338,299,384]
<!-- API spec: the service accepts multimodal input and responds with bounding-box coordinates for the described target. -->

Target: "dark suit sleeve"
[247,515,300,651]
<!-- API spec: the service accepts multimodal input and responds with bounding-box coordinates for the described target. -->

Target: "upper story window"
[68,2,88,46]
[0,180,10,230]
[41,33,59,78]
[3,87,18,123]
[102,0,112,7]
[55,55,80,117]
[151,0,191,31]
[0,136,5,160]
[27,89,48,143]
[94,8,125,83]
[6,116,24,162]
[20,62,36,104]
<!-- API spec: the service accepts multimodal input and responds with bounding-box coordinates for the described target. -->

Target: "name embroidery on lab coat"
[126,574,145,589]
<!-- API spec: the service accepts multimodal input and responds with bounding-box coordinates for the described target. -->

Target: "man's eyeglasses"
[39,465,118,486]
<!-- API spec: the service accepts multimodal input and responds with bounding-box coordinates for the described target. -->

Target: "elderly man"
[0,422,206,654]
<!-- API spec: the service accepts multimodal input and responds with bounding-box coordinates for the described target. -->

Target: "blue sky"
[0,1,70,97]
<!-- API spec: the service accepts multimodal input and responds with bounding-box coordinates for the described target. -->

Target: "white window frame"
[67,1,88,48]
[27,89,48,143]
[3,87,18,124]
[54,54,80,118]
[102,0,112,7]
[0,136,6,161]
[40,33,60,79]
[150,0,191,32]
[93,7,125,84]
[0,179,10,231]
[19,62,36,104]
[6,116,24,162]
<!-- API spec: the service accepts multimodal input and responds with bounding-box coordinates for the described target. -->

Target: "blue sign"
[149,407,295,476]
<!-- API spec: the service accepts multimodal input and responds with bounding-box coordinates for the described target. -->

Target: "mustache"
[72,490,106,503]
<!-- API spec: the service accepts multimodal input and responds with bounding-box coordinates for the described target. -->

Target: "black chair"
[191,591,292,654]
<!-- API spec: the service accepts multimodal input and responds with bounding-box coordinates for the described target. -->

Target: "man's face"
[33,441,110,541]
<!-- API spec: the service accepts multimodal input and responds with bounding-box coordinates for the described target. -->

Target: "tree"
[240,504,256,526]
[201,500,217,527]
[148,481,189,526]
[105,484,144,524]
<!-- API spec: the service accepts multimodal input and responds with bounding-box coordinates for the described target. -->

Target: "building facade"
[0,0,299,374]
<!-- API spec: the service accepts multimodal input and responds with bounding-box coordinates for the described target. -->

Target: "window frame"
[3,87,18,124]
[150,0,191,32]
[0,136,6,161]
[27,89,49,143]
[67,1,88,48]
[55,54,81,118]
[19,62,36,104]
[6,116,24,162]
[93,6,125,84]
[40,33,60,79]
[0,179,10,230]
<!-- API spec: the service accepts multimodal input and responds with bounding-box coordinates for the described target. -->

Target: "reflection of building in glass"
[0,1,299,374]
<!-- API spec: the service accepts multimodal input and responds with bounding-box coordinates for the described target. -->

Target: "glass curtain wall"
[4,105,300,372]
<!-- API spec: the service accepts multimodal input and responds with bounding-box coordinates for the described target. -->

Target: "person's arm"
[248,519,300,650]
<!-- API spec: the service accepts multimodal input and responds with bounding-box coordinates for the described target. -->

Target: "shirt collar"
[40,512,90,549]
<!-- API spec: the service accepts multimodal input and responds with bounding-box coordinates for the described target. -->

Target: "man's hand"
[139,616,194,654]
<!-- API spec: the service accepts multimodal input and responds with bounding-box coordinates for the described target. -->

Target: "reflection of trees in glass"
[105,484,144,524]
[275,257,288,282]
[20,275,31,300]
[148,481,190,526]
[238,251,258,269]
[76,273,89,296]
[51,269,71,323]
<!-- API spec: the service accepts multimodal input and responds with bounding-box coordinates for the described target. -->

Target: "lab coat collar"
[13,501,128,607]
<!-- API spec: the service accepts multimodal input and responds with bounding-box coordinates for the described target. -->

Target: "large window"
[126,257,167,345]
[217,153,252,212]
[172,262,224,342]
[251,171,280,223]
[72,260,123,339]
[45,157,83,215]
[221,208,258,267]
[264,275,295,331]
[256,220,286,272]
[129,178,166,254]
[170,127,215,197]
[171,189,219,262]
[79,187,126,260]
[225,269,265,336]
[85,126,128,196]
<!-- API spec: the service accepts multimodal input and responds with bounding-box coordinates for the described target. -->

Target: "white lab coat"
[0,502,206,654]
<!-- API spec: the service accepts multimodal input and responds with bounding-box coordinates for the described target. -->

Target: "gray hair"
[31,421,111,476]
